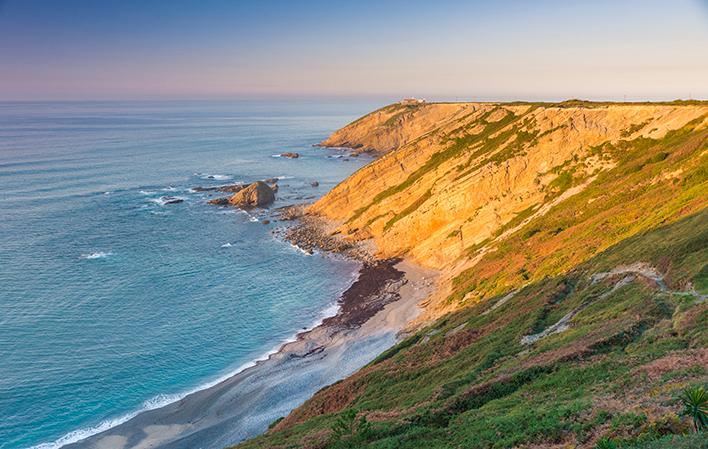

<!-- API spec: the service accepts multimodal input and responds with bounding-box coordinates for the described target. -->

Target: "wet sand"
[65,258,436,449]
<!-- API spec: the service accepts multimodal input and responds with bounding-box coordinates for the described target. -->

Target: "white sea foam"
[80,251,112,260]
[197,173,231,181]
[148,196,186,206]
[290,243,313,256]
[237,209,260,222]
[161,186,178,192]
[221,243,233,248]
[138,190,154,195]
[275,175,294,180]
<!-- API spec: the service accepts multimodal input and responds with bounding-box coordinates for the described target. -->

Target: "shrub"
[679,386,707,432]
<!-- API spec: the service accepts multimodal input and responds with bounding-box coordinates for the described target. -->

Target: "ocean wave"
[80,251,112,260]
[28,325,332,449]
[148,196,186,206]
[138,190,155,195]
[220,242,233,248]
[289,243,313,256]
[237,209,260,222]
[25,391,184,449]
[195,173,232,181]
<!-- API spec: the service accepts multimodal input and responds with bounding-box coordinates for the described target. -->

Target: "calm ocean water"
[0,100,379,449]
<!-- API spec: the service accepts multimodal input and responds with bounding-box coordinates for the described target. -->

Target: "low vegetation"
[234,104,707,449]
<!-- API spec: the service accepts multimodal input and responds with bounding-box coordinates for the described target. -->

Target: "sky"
[0,0,707,101]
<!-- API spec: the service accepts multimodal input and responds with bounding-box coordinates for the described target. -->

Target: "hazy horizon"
[1,0,707,101]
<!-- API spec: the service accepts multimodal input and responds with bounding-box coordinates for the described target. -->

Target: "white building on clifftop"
[399,98,426,105]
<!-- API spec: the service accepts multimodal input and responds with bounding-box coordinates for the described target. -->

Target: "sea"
[0,100,380,449]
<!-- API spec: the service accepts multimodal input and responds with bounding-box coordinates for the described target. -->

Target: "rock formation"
[228,181,275,207]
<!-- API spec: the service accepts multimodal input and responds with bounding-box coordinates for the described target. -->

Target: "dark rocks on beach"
[228,181,275,207]
[281,220,353,256]
[262,219,271,225]
[280,152,300,159]
[310,181,319,187]
[191,186,219,192]
[276,204,306,221]
[263,178,279,184]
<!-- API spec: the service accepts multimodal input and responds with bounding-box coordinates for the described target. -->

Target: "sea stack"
[228,181,275,207]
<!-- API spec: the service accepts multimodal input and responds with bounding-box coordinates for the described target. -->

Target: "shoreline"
[60,209,437,449]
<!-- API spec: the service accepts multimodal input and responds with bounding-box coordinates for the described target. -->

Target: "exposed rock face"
[228,181,275,207]
[280,152,300,158]
[207,197,229,206]
[310,102,708,271]
[318,102,470,154]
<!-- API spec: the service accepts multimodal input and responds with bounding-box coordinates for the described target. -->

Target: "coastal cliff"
[236,101,708,449]
[310,101,708,319]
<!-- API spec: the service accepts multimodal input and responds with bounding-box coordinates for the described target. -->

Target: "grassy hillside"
[236,213,707,449]
[234,102,707,449]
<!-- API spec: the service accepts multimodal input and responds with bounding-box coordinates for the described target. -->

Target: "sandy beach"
[64,221,436,449]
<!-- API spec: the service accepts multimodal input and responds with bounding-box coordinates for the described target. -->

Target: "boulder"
[310,181,319,187]
[228,181,275,208]
[280,152,300,159]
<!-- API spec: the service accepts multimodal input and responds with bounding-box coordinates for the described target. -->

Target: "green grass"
[234,106,708,449]
[236,208,707,449]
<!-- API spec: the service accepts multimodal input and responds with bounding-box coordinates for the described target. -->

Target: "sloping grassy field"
[234,106,707,449]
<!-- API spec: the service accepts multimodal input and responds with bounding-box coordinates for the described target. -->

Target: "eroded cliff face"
[314,103,707,265]
[237,101,708,449]
[312,101,708,318]
[319,103,470,154]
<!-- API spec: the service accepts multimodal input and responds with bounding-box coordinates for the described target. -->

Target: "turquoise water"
[0,101,378,449]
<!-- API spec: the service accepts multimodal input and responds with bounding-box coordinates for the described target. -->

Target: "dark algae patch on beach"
[233,102,708,449]
[325,259,404,328]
